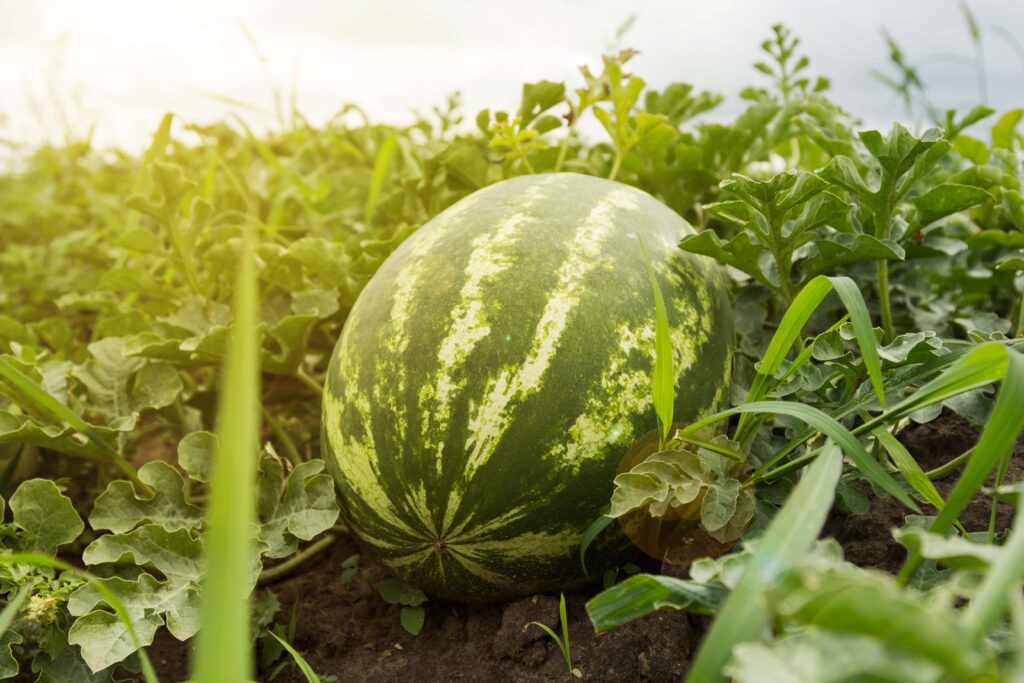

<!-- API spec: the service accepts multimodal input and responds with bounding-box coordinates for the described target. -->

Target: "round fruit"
[322,173,733,601]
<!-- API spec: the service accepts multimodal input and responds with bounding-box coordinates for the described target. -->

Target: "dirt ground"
[145,411,1023,682]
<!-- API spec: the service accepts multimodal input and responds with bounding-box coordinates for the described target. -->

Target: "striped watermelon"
[322,173,733,601]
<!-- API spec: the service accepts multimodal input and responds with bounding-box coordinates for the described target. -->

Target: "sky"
[2,0,1024,152]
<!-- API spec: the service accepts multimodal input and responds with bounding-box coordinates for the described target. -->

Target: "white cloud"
[1,0,1022,151]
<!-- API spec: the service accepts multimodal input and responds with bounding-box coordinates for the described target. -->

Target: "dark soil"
[146,411,1023,682]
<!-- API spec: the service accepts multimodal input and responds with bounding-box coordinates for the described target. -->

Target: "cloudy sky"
[2,0,1023,151]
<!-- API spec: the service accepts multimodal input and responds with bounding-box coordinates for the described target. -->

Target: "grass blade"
[267,630,321,683]
[579,513,613,575]
[559,592,571,671]
[737,276,885,443]
[857,342,1009,436]
[873,428,946,511]
[965,498,1024,640]
[365,135,398,228]
[640,238,674,445]
[684,401,918,510]
[685,444,843,683]
[192,230,261,682]
[828,276,885,408]
[0,583,32,636]
[587,574,726,631]
[900,347,1024,581]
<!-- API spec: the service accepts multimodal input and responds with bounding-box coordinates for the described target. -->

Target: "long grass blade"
[683,401,918,510]
[0,583,32,636]
[900,347,1024,581]
[685,444,843,683]
[737,276,885,444]
[266,631,320,683]
[192,229,261,682]
[964,498,1024,640]
[365,135,397,228]
[640,238,674,445]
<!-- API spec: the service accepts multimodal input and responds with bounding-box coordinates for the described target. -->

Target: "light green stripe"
[460,186,643,484]
[323,392,420,537]
[453,527,580,562]
[420,177,556,481]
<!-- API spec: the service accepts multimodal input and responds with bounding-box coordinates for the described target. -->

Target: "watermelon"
[322,173,733,601]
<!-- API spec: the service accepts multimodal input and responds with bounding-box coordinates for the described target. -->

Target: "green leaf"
[685,445,843,683]
[737,275,889,442]
[0,551,158,682]
[129,363,184,412]
[83,525,204,582]
[0,630,20,680]
[0,410,112,459]
[518,80,566,126]
[820,156,876,207]
[609,449,707,518]
[727,628,942,683]
[0,356,137,483]
[587,573,726,632]
[768,565,980,676]
[178,430,216,483]
[376,578,427,607]
[72,338,145,429]
[799,234,904,280]
[992,109,1023,150]
[911,183,991,228]
[873,429,951,519]
[893,527,1001,570]
[257,459,341,558]
[68,602,163,673]
[400,606,426,636]
[10,479,84,555]
[89,461,202,534]
[679,230,773,287]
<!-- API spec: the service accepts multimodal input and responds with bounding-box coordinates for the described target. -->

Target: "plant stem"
[166,216,203,297]
[608,152,623,181]
[258,534,337,585]
[554,122,576,173]
[1016,290,1024,338]
[878,259,895,342]
[876,189,896,343]
[925,448,974,480]
[295,367,324,395]
[261,406,304,465]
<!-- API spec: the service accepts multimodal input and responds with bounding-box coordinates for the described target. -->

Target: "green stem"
[166,216,203,296]
[925,448,974,480]
[261,406,304,465]
[258,534,337,585]
[1015,290,1024,339]
[878,259,895,343]
[988,450,1012,541]
[674,434,744,462]
[554,122,576,173]
[876,189,896,343]
[295,367,324,395]
[608,152,623,181]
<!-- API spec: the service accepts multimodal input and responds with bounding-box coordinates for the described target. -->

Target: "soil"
[146,411,1023,683]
